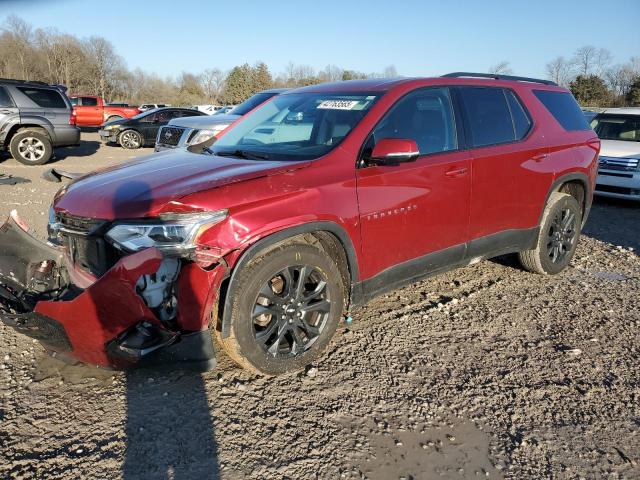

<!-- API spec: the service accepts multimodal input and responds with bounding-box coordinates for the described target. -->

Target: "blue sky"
[1,0,639,79]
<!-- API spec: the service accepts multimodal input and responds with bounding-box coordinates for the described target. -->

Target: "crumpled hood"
[54,150,309,219]
[599,140,640,159]
[168,114,241,129]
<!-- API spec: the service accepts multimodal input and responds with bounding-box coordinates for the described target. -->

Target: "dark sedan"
[99,107,207,149]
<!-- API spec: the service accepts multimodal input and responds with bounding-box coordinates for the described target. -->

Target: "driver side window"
[371,87,457,156]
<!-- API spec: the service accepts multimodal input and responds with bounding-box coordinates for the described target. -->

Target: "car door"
[144,109,179,143]
[456,86,552,246]
[356,87,471,279]
[0,86,19,134]
[77,97,102,126]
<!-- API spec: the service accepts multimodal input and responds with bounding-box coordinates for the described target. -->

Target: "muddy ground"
[0,133,638,479]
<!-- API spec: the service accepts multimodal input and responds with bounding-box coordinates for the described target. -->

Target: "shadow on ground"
[123,370,219,480]
[583,196,640,252]
[53,139,101,160]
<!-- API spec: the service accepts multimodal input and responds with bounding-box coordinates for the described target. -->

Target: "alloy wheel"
[120,131,141,148]
[17,137,45,162]
[252,265,331,357]
[546,207,576,264]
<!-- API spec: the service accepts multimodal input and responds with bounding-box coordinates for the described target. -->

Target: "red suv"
[0,73,599,375]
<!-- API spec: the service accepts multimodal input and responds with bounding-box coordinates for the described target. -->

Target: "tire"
[118,129,143,149]
[9,130,53,165]
[220,240,345,375]
[106,115,123,123]
[519,192,581,275]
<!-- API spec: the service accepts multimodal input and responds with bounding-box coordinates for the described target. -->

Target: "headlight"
[105,210,227,255]
[187,124,231,145]
[104,124,119,130]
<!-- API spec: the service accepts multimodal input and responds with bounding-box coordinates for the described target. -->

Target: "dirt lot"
[0,133,638,479]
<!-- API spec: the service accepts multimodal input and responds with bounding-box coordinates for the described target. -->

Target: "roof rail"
[0,78,51,86]
[442,72,557,86]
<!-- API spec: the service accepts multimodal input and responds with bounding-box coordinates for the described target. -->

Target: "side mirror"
[370,138,420,164]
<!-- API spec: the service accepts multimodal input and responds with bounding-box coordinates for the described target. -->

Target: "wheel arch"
[5,122,53,145]
[217,221,359,338]
[541,172,591,227]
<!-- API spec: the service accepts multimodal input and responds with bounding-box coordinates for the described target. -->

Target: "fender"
[219,220,360,338]
[7,116,55,142]
[540,172,592,227]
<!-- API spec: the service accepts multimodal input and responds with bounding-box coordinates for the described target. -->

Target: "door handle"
[444,167,468,178]
[532,153,548,162]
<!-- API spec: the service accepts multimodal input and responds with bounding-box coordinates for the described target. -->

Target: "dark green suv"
[0,78,80,165]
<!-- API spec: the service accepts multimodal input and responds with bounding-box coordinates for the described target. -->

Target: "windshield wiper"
[215,149,271,160]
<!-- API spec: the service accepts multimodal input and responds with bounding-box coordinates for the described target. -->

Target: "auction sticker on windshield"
[317,100,360,110]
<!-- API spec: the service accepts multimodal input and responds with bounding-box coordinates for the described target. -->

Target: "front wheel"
[219,240,345,375]
[519,192,581,275]
[118,129,143,149]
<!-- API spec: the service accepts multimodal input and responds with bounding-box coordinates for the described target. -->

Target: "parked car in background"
[106,102,130,107]
[99,107,207,149]
[214,106,235,115]
[0,74,599,375]
[591,107,640,200]
[193,104,227,114]
[0,78,80,165]
[155,88,287,151]
[139,103,169,112]
[70,95,140,127]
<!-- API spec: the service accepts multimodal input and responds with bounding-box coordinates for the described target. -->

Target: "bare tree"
[382,65,398,78]
[545,56,575,86]
[200,68,226,103]
[488,61,513,75]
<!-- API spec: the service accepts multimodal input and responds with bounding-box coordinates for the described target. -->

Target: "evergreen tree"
[569,74,611,107]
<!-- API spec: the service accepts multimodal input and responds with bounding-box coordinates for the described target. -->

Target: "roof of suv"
[288,74,564,95]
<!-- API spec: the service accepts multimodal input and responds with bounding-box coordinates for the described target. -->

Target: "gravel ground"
[0,133,638,479]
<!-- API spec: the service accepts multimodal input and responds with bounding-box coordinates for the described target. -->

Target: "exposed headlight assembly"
[105,210,227,255]
[187,124,231,145]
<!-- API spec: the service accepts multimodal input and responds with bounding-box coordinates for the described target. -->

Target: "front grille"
[158,126,185,146]
[595,184,636,195]
[598,156,639,172]
[56,212,105,234]
[55,213,117,276]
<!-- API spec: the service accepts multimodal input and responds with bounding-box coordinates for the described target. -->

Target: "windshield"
[132,108,159,120]
[229,93,276,116]
[591,114,640,142]
[211,92,380,160]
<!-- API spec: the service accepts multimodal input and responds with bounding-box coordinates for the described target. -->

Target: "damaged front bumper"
[0,212,224,371]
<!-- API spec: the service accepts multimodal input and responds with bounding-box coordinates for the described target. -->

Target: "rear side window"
[0,86,13,107]
[533,90,590,131]
[80,97,98,107]
[16,87,67,109]
[505,90,532,139]
[459,87,516,147]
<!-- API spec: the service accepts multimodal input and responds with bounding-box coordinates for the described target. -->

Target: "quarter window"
[533,90,590,131]
[16,87,66,109]
[459,87,515,147]
[0,87,13,108]
[370,87,457,155]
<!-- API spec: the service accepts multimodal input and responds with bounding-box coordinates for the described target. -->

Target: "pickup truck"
[69,95,140,127]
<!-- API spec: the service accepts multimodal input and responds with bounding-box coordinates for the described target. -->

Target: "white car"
[592,107,640,200]
[139,103,169,112]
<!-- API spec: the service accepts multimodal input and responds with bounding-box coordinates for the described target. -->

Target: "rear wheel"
[519,192,581,274]
[9,130,53,165]
[118,129,143,149]
[219,240,345,375]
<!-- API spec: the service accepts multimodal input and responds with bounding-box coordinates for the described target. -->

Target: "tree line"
[0,16,397,106]
[1,15,638,107]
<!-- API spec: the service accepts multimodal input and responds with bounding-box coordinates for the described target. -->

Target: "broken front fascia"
[0,211,225,369]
